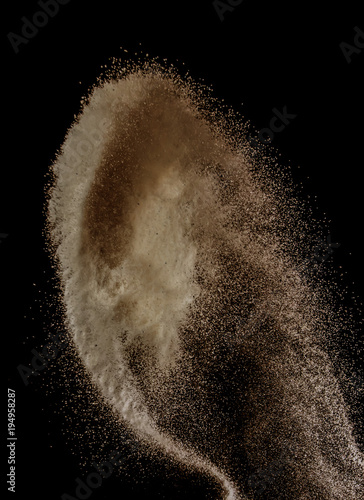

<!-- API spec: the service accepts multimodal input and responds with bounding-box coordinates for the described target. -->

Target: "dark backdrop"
[2,1,363,499]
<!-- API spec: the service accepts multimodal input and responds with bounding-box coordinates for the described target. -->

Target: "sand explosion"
[47,63,363,499]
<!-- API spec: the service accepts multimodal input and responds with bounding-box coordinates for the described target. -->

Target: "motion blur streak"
[47,65,363,499]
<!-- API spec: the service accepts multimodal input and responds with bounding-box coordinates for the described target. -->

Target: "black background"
[2,1,363,499]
